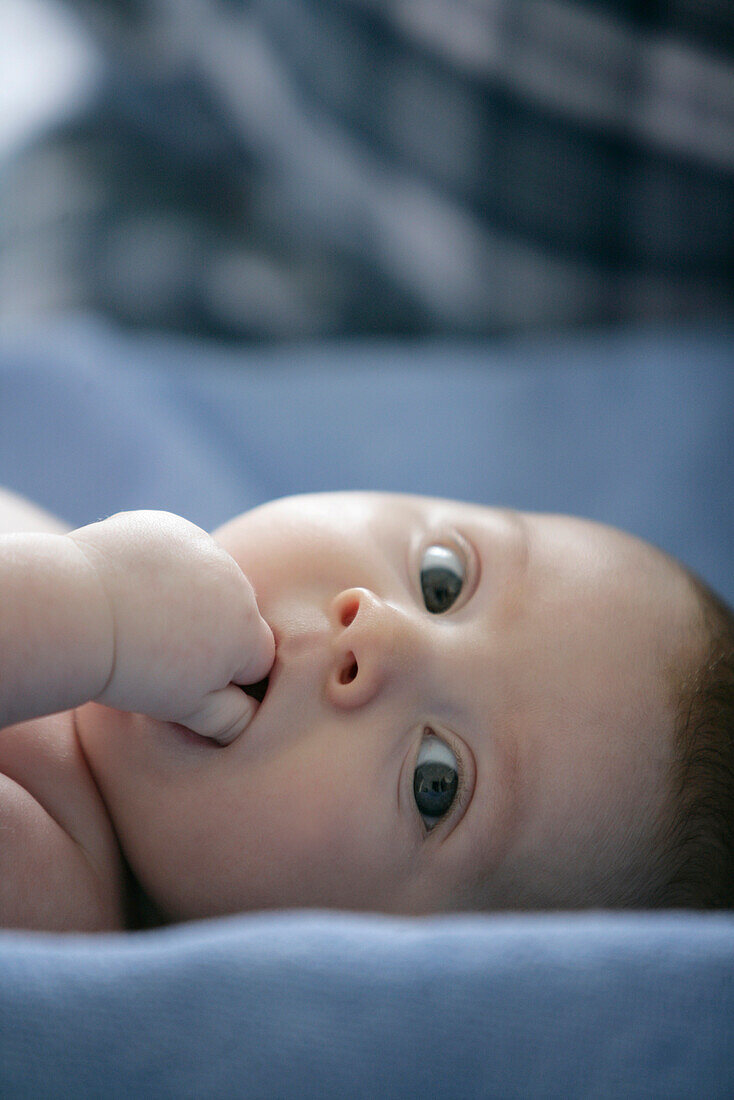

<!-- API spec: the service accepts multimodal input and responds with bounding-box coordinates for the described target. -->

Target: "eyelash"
[417,725,469,835]
[411,528,476,833]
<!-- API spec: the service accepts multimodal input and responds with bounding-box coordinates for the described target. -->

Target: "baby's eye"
[420,544,464,613]
[413,731,459,830]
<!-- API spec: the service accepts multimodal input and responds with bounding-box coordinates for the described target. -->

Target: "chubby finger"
[233,613,276,687]
[182,685,258,745]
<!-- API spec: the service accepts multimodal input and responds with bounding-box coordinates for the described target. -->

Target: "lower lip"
[170,723,221,749]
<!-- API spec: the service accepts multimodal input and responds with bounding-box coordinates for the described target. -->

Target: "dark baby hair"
[652,573,734,909]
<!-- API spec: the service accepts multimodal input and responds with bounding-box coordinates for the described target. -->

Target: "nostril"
[340,596,359,628]
[339,653,358,684]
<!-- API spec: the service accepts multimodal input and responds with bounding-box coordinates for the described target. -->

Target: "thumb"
[182,686,258,745]
[233,615,276,687]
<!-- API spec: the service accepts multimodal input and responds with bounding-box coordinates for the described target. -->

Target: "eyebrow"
[508,506,530,567]
[497,508,531,626]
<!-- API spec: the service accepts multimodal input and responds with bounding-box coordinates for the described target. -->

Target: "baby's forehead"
[244,491,686,592]
[320,491,502,530]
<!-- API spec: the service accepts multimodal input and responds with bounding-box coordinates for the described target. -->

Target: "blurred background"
[0,0,732,605]
[1,0,733,343]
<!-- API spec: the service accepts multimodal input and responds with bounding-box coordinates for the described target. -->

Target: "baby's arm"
[0,531,111,729]
[0,511,275,740]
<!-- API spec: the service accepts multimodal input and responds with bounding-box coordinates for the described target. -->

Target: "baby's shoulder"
[0,712,126,932]
[0,486,70,535]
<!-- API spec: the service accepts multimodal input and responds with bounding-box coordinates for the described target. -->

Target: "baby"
[0,486,732,933]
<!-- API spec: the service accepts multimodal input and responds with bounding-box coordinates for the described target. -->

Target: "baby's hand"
[69,511,274,743]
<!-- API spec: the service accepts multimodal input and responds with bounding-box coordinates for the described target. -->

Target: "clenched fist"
[69,511,274,743]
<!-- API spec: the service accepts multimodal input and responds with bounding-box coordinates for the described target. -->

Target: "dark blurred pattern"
[1,0,733,340]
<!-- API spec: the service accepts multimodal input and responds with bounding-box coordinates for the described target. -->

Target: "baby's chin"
[74,703,173,791]
[74,703,243,788]
[74,702,134,779]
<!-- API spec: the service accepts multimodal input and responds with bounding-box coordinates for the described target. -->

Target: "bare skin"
[0,489,698,930]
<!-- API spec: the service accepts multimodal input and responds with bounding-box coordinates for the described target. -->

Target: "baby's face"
[78,492,696,922]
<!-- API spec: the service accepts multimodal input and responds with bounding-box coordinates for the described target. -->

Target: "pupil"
[421,567,462,613]
[413,761,458,817]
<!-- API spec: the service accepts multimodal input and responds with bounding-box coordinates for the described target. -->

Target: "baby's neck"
[72,703,171,932]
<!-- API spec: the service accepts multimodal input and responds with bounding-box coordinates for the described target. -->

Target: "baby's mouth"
[242,676,269,704]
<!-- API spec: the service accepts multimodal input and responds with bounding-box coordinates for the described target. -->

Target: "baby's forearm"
[0,533,113,730]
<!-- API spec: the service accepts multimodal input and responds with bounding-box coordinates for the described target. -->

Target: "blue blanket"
[2,909,733,1098]
[0,317,731,601]
[0,319,732,1096]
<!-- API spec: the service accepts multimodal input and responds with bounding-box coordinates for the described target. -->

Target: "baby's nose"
[326,587,422,710]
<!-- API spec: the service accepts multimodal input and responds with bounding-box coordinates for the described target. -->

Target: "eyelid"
[451,530,480,608]
[403,519,479,838]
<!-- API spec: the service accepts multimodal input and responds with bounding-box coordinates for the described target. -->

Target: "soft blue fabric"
[1,910,734,1099]
[0,317,732,602]
[0,319,733,1096]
